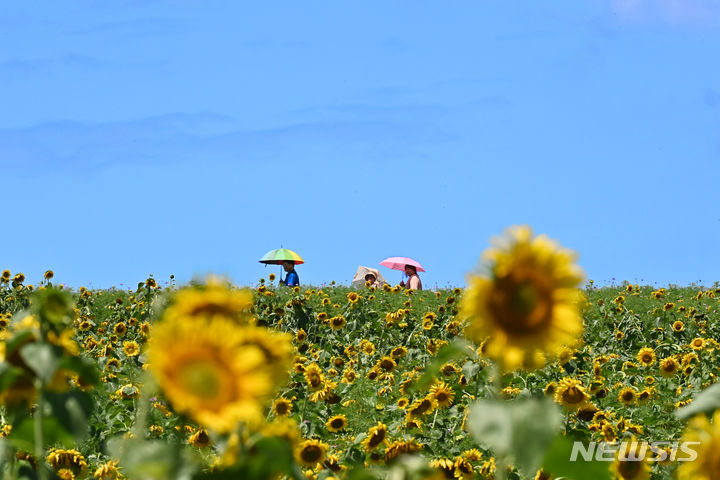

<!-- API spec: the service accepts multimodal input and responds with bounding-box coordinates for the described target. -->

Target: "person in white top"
[400,264,422,290]
[364,273,384,289]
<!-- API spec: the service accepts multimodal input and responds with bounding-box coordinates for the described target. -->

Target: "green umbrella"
[258,248,305,265]
[259,248,305,281]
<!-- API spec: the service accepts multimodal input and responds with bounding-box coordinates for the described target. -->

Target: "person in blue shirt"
[279,261,300,287]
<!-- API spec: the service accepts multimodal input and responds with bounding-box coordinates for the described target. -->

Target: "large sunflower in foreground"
[462,225,585,371]
[147,316,291,432]
[676,410,720,480]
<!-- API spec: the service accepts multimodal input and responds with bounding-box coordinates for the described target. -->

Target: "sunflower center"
[178,359,228,400]
[188,302,235,317]
[563,387,585,404]
[488,273,553,336]
[301,445,322,463]
[381,360,394,371]
[308,373,322,388]
[368,431,386,448]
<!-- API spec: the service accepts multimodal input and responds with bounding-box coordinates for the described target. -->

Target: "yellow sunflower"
[462,448,483,461]
[361,422,388,451]
[544,382,558,396]
[677,410,720,479]
[304,363,325,391]
[147,317,290,432]
[272,397,293,416]
[636,348,655,367]
[296,439,329,467]
[637,388,653,404]
[46,449,87,476]
[454,457,475,480]
[188,428,211,448]
[123,340,139,357]
[376,356,397,373]
[407,396,437,418]
[325,414,348,433]
[554,377,589,410]
[341,368,357,384]
[617,387,637,406]
[391,346,408,358]
[429,458,454,477]
[691,337,706,350]
[93,460,122,480]
[429,381,455,408]
[659,357,679,377]
[330,316,346,330]
[361,340,375,356]
[461,225,585,371]
[385,439,422,463]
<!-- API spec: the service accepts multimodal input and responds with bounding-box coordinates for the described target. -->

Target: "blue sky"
[3,1,720,289]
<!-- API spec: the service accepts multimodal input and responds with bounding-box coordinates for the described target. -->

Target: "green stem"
[299,396,309,425]
[34,380,48,480]
[492,362,502,399]
[133,380,153,441]
[473,364,483,399]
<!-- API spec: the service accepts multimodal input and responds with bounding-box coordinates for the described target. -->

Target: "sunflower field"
[1,227,719,480]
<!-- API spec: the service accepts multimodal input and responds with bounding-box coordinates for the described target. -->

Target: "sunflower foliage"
[0,276,99,480]
[0,231,719,480]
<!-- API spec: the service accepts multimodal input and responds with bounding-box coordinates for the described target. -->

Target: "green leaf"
[194,437,303,480]
[466,401,513,452]
[46,391,94,442]
[675,383,720,420]
[542,435,611,480]
[461,360,481,381]
[4,331,34,356]
[19,343,60,383]
[9,416,75,452]
[108,437,191,480]
[245,436,298,479]
[343,445,366,468]
[58,355,99,386]
[467,398,562,476]
[0,363,26,393]
[343,468,380,480]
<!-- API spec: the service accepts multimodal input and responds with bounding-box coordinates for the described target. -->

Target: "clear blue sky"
[3,1,719,289]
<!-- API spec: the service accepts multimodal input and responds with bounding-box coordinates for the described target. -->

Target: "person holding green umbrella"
[279,261,300,287]
[259,248,304,287]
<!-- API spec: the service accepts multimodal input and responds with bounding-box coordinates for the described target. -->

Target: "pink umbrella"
[379,257,425,273]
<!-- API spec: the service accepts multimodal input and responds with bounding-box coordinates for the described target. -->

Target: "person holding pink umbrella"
[379,257,424,290]
[400,264,422,290]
